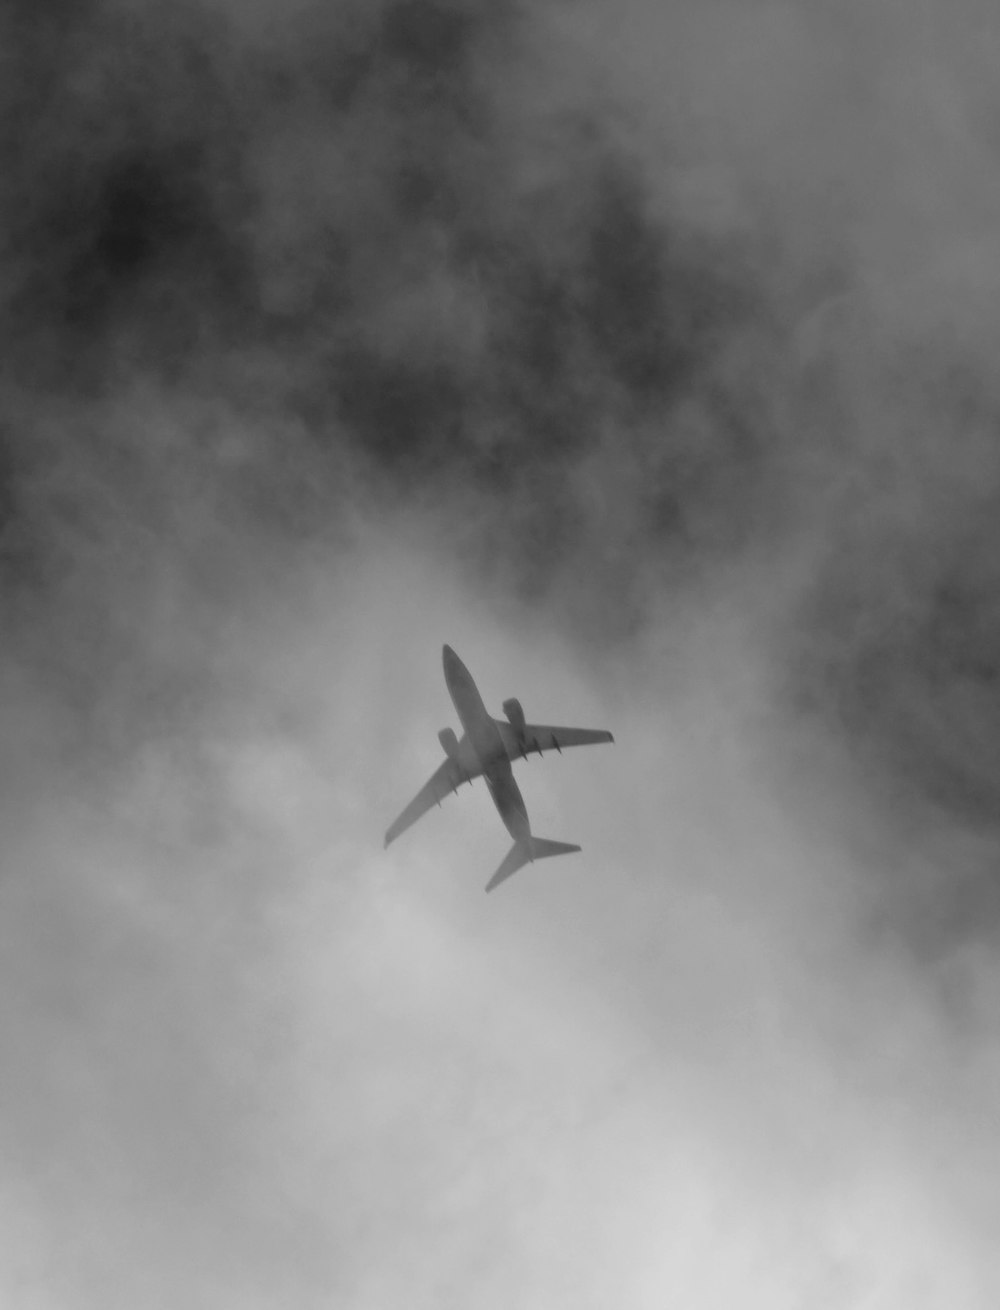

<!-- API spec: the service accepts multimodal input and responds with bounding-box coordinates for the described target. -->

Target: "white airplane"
[384,645,614,892]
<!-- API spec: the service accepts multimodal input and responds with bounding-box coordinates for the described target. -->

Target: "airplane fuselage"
[384,644,610,888]
[442,644,530,844]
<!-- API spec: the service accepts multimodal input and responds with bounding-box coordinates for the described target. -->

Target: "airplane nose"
[442,645,465,682]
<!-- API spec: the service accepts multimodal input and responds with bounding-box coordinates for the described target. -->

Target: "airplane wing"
[384,740,481,847]
[495,720,614,761]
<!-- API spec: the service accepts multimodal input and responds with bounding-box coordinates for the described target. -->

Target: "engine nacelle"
[438,727,460,761]
[502,698,525,733]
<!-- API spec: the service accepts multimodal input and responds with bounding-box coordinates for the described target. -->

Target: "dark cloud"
[789,293,1000,840]
[0,0,774,631]
[0,0,997,903]
[4,1,1000,1304]
[2,0,998,858]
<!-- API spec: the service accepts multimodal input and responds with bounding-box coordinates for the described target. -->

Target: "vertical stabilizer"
[485,836,581,893]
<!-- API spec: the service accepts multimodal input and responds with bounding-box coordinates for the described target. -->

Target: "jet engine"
[438,727,460,761]
[502,698,525,733]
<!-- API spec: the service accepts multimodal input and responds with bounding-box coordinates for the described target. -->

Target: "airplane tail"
[485,836,581,893]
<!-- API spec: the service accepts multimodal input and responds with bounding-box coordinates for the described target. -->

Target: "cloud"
[3,527,999,1307]
[2,0,1000,1305]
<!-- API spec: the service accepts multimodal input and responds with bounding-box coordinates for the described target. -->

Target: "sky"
[2,1,1000,1306]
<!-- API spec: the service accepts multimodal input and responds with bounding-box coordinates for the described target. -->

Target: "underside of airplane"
[384,646,613,891]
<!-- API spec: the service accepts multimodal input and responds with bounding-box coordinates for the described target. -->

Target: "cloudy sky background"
[2,0,1000,1305]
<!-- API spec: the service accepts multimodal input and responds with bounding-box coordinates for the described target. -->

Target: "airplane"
[384,645,614,892]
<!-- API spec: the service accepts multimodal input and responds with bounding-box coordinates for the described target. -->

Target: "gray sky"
[2,1,1000,1306]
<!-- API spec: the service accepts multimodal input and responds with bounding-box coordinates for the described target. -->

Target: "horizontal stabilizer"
[485,836,581,893]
